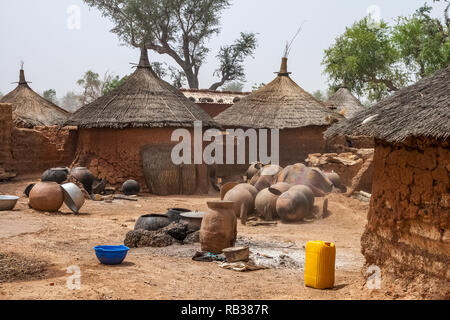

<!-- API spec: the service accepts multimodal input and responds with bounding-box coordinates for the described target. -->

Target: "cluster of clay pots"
[222,163,345,223]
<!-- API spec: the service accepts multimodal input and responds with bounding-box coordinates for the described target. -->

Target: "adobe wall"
[11,126,78,174]
[0,104,13,171]
[215,126,330,181]
[73,128,212,194]
[196,103,232,118]
[362,137,449,298]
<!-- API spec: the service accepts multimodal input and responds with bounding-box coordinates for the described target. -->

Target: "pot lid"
[180,211,206,219]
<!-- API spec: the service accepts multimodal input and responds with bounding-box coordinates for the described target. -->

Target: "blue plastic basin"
[94,245,130,265]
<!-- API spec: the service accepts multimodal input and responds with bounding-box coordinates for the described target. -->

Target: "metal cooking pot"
[61,183,85,214]
[134,214,171,231]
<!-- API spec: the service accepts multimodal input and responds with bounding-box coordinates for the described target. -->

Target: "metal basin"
[61,183,85,214]
[180,211,206,231]
[0,195,20,211]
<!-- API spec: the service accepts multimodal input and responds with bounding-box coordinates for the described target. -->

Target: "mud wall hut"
[0,69,77,175]
[66,48,218,195]
[326,66,450,298]
[214,57,341,180]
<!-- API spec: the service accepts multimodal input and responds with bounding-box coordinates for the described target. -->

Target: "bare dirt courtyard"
[0,175,395,300]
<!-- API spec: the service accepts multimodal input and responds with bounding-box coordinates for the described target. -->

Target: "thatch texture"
[0,70,70,128]
[214,58,341,129]
[326,86,364,119]
[325,66,450,143]
[67,48,217,129]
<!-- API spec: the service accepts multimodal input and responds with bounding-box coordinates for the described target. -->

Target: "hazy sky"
[0,0,447,99]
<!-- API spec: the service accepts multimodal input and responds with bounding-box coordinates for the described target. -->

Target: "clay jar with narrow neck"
[200,201,237,254]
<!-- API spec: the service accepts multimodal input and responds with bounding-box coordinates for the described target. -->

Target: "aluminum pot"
[29,182,64,212]
[0,195,20,211]
[134,214,171,231]
[61,183,85,214]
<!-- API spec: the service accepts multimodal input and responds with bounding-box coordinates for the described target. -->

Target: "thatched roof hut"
[215,58,340,129]
[326,66,450,298]
[0,68,70,128]
[67,48,216,129]
[325,66,450,142]
[68,48,218,195]
[325,85,364,119]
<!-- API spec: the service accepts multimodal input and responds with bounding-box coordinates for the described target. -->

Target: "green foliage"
[61,91,81,112]
[83,0,257,89]
[77,70,103,105]
[102,75,130,94]
[251,83,265,91]
[42,89,59,105]
[323,2,450,102]
[312,90,327,101]
[221,81,244,92]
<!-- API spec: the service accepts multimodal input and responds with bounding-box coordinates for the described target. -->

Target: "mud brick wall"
[11,126,78,174]
[362,137,449,298]
[0,104,14,170]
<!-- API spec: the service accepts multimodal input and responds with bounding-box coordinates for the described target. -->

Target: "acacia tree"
[323,2,450,102]
[43,89,59,105]
[84,0,257,89]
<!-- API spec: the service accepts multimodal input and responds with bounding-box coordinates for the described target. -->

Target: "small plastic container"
[304,241,336,289]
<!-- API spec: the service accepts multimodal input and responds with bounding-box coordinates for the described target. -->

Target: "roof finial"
[18,61,29,85]
[138,46,151,68]
[277,57,291,76]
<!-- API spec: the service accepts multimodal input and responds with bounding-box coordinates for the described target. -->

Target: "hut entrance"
[141,145,196,195]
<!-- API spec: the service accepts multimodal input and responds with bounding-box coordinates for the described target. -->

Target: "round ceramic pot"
[276,189,309,222]
[41,168,68,184]
[24,183,36,198]
[122,180,141,196]
[289,184,315,209]
[134,214,171,231]
[166,208,190,222]
[200,201,237,254]
[70,167,95,194]
[223,187,254,218]
[255,188,279,220]
[29,182,64,212]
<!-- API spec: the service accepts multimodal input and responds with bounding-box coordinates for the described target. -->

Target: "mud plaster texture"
[362,137,450,299]
[73,128,211,194]
[0,104,78,174]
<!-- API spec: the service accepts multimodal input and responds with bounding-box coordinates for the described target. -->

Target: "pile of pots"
[220,163,345,223]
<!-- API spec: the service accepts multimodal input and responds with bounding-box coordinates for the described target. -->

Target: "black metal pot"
[24,183,36,198]
[122,180,141,196]
[166,208,190,222]
[134,214,171,231]
[70,167,95,194]
[41,168,69,184]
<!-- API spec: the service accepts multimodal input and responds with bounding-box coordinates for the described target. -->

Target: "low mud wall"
[362,137,449,298]
[0,103,77,175]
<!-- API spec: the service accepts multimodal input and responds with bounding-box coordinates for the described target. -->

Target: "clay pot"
[325,172,346,192]
[70,167,95,194]
[29,182,64,212]
[234,183,258,201]
[200,201,237,254]
[281,165,333,197]
[41,168,69,184]
[289,184,315,209]
[253,164,283,191]
[24,183,36,198]
[122,180,141,196]
[135,214,171,231]
[223,187,254,219]
[255,188,279,220]
[245,162,262,180]
[276,190,310,222]
[269,182,292,195]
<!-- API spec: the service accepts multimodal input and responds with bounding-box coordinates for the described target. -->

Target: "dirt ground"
[0,175,395,300]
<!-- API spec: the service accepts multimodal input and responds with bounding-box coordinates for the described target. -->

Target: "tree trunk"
[184,68,199,89]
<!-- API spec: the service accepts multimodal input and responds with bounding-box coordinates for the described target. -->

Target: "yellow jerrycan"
[304,241,336,289]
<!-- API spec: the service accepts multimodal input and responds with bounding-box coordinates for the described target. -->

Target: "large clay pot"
[289,184,315,210]
[70,167,95,194]
[253,164,283,191]
[41,168,69,184]
[223,187,254,219]
[29,182,64,212]
[234,183,258,201]
[281,165,333,197]
[255,188,279,220]
[324,172,346,192]
[245,162,262,180]
[276,190,309,222]
[200,201,237,254]
[122,180,141,196]
[269,182,292,195]
[134,214,171,231]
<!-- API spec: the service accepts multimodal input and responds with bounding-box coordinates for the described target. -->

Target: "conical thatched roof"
[325,66,450,143]
[0,69,70,128]
[326,85,364,119]
[214,58,341,129]
[67,48,217,129]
